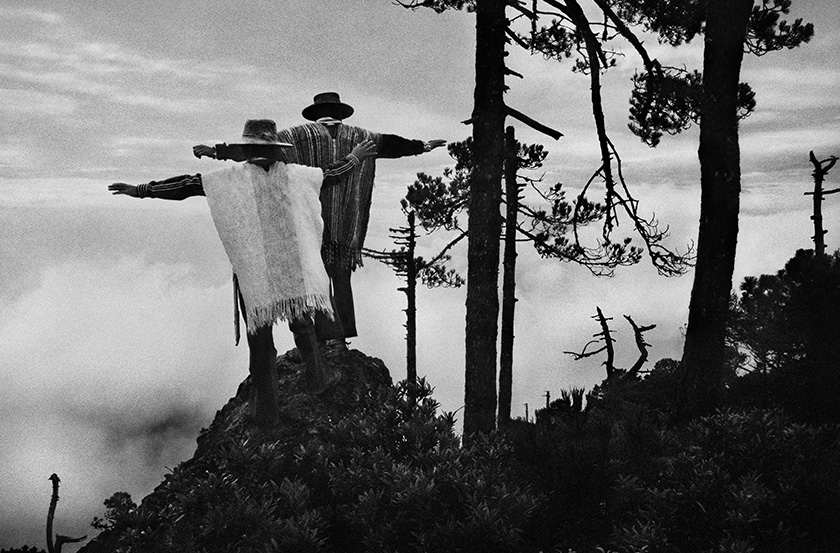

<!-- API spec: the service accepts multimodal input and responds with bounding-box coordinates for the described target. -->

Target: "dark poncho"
[279,123,383,271]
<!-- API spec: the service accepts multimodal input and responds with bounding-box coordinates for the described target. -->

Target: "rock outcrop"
[79,346,394,553]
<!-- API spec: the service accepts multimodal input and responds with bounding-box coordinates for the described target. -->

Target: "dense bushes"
[608,409,840,552]
[509,374,840,552]
[84,344,840,553]
[87,379,543,553]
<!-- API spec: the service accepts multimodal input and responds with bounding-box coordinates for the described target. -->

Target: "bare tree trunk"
[679,0,752,416]
[594,306,617,379]
[464,0,506,436]
[810,151,827,257]
[47,474,59,553]
[405,211,418,382]
[499,125,519,427]
[807,151,840,257]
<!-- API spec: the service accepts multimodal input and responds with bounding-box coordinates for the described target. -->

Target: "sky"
[1,0,838,549]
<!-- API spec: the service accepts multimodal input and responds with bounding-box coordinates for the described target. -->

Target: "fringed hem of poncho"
[322,240,365,271]
[244,293,334,335]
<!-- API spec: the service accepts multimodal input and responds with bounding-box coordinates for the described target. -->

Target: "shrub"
[606,409,840,553]
[88,379,543,553]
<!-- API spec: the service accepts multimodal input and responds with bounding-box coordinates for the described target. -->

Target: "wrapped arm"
[137,174,205,200]
[322,154,360,188]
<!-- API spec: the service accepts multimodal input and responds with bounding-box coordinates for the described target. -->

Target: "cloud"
[745,66,840,113]
[0,256,246,550]
[0,6,64,25]
[0,88,77,116]
[0,199,226,314]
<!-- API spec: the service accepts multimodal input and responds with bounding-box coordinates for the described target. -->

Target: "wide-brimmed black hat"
[227,119,292,147]
[301,92,354,121]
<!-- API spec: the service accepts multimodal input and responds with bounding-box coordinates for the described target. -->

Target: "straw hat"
[228,119,292,147]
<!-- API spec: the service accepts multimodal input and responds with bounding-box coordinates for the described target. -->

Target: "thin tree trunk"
[47,474,59,553]
[806,150,840,257]
[499,125,519,427]
[810,151,826,256]
[406,211,418,382]
[679,0,752,416]
[464,0,506,436]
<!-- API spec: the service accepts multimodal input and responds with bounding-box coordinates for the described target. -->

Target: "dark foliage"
[80,347,840,553]
[1,547,47,553]
[611,0,814,51]
[629,69,756,147]
[83,352,542,553]
[729,249,840,423]
[508,370,840,552]
[407,138,644,276]
[609,409,840,552]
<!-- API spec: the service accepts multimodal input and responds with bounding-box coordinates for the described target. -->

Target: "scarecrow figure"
[109,119,377,427]
[194,93,446,347]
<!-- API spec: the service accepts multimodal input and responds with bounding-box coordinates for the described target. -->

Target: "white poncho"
[202,162,333,335]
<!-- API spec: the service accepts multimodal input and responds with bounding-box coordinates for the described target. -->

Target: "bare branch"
[589,0,658,75]
[423,231,468,267]
[505,105,564,140]
[507,0,537,20]
[624,314,656,378]
[594,306,616,377]
[540,0,571,18]
[608,139,695,275]
[506,27,531,49]
[564,341,608,360]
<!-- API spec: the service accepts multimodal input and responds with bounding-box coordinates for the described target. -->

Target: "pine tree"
[616,0,814,414]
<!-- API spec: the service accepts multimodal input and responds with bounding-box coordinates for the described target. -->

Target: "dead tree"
[365,209,464,382]
[806,150,839,257]
[564,306,656,382]
[47,474,86,553]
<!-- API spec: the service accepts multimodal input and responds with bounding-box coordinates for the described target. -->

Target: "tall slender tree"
[462,0,508,435]
[499,126,519,426]
[365,208,464,382]
[618,0,814,414]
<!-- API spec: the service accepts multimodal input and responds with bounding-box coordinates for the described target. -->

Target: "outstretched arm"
[194,144,250,162]
[108,174,205,200]
[378,135,446,159]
